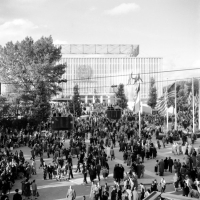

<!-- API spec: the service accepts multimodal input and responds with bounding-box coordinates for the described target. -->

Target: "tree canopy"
[147,77,157,108]
[0,36,66,123]
[116,84,128,109]
[167,79,199,111]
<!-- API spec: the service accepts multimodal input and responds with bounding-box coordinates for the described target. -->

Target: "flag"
[133,83,141,113]
[155,92,167,116]
[134,92,140,113]
[155,86,175,116]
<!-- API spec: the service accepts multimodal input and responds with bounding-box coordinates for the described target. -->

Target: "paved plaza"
[7,137,200,200]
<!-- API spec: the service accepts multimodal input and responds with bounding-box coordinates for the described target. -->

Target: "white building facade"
[57,45,163,104]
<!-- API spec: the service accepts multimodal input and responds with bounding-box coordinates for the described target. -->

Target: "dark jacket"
[168,158,173,166]
[13,193,22,200]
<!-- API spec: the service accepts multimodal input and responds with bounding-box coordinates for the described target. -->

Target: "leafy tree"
[147,77,157,108]
[69,85,82,117]
[116,84,128,109]
[167,79,199,112]
[0,96,10,118]
[0,36,66,123]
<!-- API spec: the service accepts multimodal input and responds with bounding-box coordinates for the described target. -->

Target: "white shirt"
[160,179,166,187]
[144,191,150,198]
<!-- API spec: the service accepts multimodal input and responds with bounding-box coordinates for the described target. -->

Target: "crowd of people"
[1,111,200,200]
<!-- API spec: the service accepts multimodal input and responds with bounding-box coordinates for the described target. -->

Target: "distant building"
[56,44,163,104]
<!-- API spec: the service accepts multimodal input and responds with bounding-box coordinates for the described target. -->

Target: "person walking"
[82,164,88,184]
[96,162,101,181]
[68,162,74,180]
[32,159,37,175]
[168,157,173,173]
[31,180,38,200]
[13,189,22,200]
[111,186,117,200]
[132,187,139,200]
[160,177,166,192]
[24,178,31,200]
[173,173,179,192]
[159,159,164,176]
[110,147,115,160]
[66,186,76,200]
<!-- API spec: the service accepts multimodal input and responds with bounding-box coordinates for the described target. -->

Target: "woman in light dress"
[176,143,181,155]
[160,177,166,192]
[90,182,98,200]
[182,143,187,155]
[173,173,179,192]
[66,186,76,200]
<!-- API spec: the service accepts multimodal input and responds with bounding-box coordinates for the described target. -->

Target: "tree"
[69,85,82,117]
[116,84,128,109]
[0,96,10,118]
[0,36,66,123]
[147,77,157,108]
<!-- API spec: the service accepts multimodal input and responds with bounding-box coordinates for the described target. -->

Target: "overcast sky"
[0,0,200,81]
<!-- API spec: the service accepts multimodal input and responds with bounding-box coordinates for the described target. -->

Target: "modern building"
[57,44,163,105]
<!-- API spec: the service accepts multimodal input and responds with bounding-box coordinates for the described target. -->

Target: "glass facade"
[59,57,163,101]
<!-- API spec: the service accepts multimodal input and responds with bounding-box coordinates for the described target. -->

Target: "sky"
[0,0,200,81]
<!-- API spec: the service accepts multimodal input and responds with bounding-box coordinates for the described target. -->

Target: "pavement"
[5,136,200,200]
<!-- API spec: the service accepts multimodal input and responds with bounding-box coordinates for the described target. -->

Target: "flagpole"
[166,79,169,132]
[175,80,177,130]
[199,79,200,129]
[139,82,141,138]
[192,77,195,133]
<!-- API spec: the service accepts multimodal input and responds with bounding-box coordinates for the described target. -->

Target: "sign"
[77,65,93,81]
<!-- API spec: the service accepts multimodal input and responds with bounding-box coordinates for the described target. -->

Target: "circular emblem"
[77,65,93,80]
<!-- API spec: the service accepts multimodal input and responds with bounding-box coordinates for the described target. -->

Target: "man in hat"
[13,189,22,200]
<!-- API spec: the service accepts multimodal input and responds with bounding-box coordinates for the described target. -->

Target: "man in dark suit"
[96,162,101,181]
[111,186,117,200]
[13,189,22,200]
[168,157,173,173]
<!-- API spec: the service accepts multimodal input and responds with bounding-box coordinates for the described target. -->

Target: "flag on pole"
[155,87,175,116]
[133,82,140,113]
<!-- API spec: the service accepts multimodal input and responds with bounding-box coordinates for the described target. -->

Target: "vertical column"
[108,96,111,105]
[93,96,95,103]
[85,96,88,104]
[100,96,103,103]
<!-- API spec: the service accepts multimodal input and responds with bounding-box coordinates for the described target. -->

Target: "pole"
[139,82,141,138]
[192,77,195,133]
[166,79,169,132]
[175,81,177,130]
[199,79,200,129]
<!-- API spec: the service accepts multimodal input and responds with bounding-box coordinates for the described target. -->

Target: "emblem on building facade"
[77,65,93,81]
